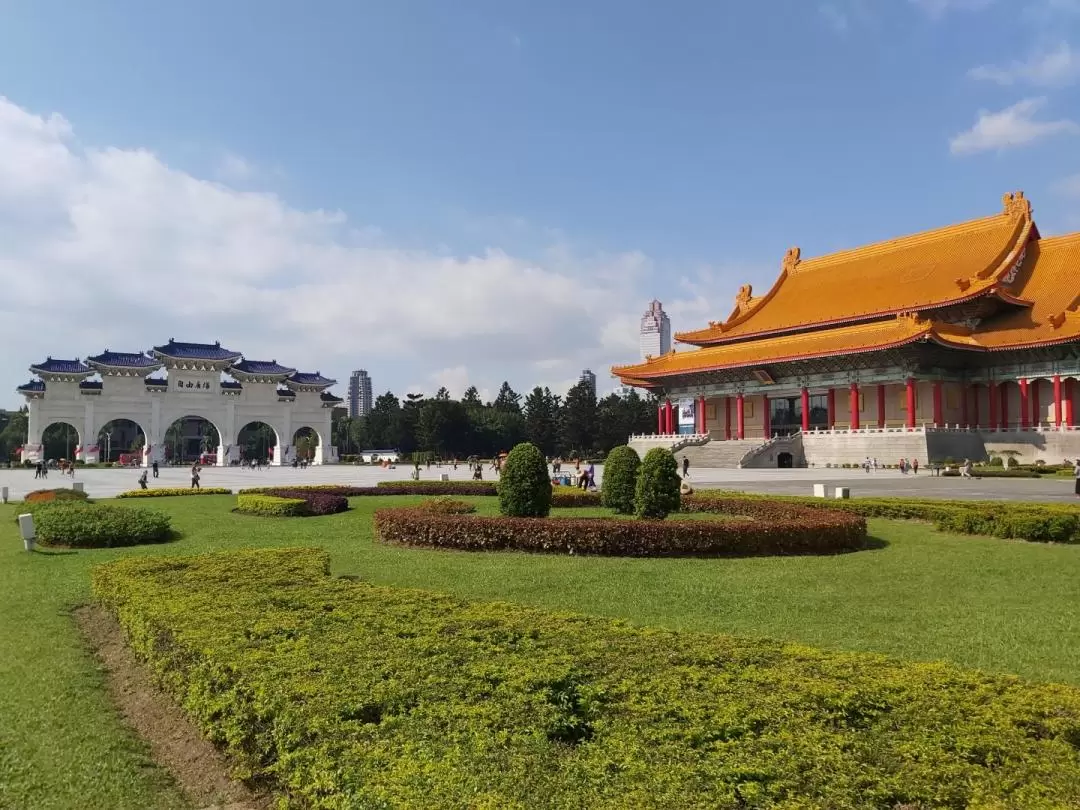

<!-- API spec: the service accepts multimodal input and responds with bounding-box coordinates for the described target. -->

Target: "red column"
[1000,383,1009,429]
[988,382,998,430]
[972,384,980,428]
[801,387,810,432]
[876,384,886,428]
[905,378,916,429]
[849,383,860,430]
[1054,374,1063,428]
[932,381,943,427]
[826,388,836,429]
[1032,380,1041,426]
[1019,379,1030,429]
[762,395,770,438]
[697,395,706,434]
[960,384,969,427]
[664,399,674,434]
[724,396,732,440]
[736,393,745,439]
[657,405,664,435]
[1066,379,1076,427]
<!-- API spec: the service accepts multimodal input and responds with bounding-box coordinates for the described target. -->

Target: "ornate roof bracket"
[1002,190,1031,219]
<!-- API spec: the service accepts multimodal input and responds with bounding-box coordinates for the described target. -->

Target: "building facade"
[613,192,1080,467]
[579,369,597,398]
[16,339,342,466]
[348,369,373,418]
[639,299,672,360]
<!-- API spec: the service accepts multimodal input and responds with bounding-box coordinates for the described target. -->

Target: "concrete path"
[1,463,1077,503]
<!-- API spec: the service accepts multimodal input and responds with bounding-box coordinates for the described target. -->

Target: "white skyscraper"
[348,370,373,418]
[579,369,597,398]
[639,300,671,360]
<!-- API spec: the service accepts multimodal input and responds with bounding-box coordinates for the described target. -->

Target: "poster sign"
[678,398,696,434]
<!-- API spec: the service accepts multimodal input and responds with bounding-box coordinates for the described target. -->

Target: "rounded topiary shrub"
[634,447,681,520]
[498,442,552,518]
[601,445,641,515]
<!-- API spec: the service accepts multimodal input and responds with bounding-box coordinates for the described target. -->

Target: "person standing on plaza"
[912,458,919,475]
[137,469,149,490]
[34,461,42,479]
[190,463,201,490]
[682,456,690,478]
[152,459,159,478]
[1073,459,1080,497]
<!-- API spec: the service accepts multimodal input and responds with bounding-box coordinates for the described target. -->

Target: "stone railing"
[671,433,711,453]
[739,432,801,468]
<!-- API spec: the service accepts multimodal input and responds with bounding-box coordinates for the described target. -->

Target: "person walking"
[151,460,159,478]
[190,463,201,490]
[34,461,42,479]
[137,469,149,490]
[682,456,690,478]
[1074,459,1080,497]
[912,458,919,475]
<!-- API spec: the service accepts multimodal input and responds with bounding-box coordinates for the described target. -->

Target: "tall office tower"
[348,369,373,418]
[639,299,672,360]
[579,369,597,399]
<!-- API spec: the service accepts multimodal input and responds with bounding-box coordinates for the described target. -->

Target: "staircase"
[677,439,766,468]
[739,433,805,468]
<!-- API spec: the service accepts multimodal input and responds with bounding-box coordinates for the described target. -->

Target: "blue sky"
[1,0,1079,407]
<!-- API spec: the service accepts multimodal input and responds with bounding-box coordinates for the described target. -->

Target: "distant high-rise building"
[579,369,597,398]
[640,299,672,360]
[348,370,373,418]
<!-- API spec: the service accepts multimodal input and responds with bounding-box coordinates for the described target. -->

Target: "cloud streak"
[969,42,1080,86]
[949,97,1080,154]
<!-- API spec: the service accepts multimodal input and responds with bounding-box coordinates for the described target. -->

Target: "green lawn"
[2,494,1080,809]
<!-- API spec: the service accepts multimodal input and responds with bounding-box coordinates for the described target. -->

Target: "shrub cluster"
[24,501,171,548]
[236,488,348,516]
[418,496,477,515]
[687,491,1080,544]
[92,547,1080,809]
[498,442,552,517]
[941,468,1042,479]
[236,493,309,517]
[268,481,604,507]
[116,487,232,498]
[23,488,89,504]
[375,498,866,557]
[635,447,681,519]
[600,445,640,514]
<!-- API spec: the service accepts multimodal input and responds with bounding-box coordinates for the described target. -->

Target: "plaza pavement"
[1,462,1076,503]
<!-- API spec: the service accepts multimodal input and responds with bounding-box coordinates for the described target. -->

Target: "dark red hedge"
[373,497,866,557]
[239,483,601,507]
[245,488,349,515]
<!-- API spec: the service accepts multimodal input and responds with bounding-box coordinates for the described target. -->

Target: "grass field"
[2,494,1080,809]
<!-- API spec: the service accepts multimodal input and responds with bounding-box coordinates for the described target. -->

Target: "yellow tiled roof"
[677,193,1033,346]
[612,316,933,381]
[968,232,1080,350]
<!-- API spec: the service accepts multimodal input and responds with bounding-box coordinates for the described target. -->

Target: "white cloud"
[949,97,1080,154]
[216,152,256,183]
[909,0,995,17]
[0,95,714,406]
[969,42,1080,86]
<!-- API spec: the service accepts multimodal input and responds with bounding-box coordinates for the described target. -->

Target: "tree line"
[332,380,659,459]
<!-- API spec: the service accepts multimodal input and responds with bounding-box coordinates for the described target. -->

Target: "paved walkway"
[1,463,1076,503]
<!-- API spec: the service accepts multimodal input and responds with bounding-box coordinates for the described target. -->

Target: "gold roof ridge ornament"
[782,246,801,273]
[1002,190,1031,219]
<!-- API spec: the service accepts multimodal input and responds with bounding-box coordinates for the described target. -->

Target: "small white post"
[1,486,8,504]
[72,482,84,493]
[813,483,826,498]
[440,473,449,482]
[18,513,36,551]
[835,487,850,499]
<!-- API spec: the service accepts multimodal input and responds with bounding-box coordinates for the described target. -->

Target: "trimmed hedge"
[236,488,348,517]
[24,501,171,548]
[248,482,603,507]
[601,445,640,514]
[92,548,1080,808]
[635,447,681,519]
[116,487,232,498]
[685,491,1080,543]
[374,498,866,557]
[236,493,308,517]
[376,480,497,494]
[497,442,551,517]
[419,496,477,515]
[23,488,89,504]
[941,468,1042,479]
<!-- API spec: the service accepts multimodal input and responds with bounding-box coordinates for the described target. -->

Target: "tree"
[523,386,560,457]
[434,387,451,401]
[366,392,402,449]
[601,445,641,514]
[494,381,522,414]
[0,407,28,462]
[559,379,598,457]
[497,442,552,517]
[595,388,660,454]
[461,386,483,409]
[634,448,681,519]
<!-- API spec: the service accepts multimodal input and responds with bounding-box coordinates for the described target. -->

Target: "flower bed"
[116,487,232,498]
[23,488,90,504]
[24,501,171,548]
[236,487,348,516]
[684,491,1080,543]
[241,482,602,507]
[91,548,1080,809]
[374,497,866,557]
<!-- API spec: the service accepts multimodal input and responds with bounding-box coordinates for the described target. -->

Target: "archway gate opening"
[15,342,341,466]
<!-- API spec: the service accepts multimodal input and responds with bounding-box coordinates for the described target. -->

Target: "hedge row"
[241,482,602,507]
[374,498,866,557]
[92,548,1080,808]
[685,491,1080,543]
[23,488,89,504]
[116,487,233,498]
[941,468,1042,479]
[236,488,348,516]
[23,501,172,548]
[418,496,477,515]
[236,493,308,517]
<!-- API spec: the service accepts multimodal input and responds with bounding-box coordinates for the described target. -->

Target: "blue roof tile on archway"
[79,381,103,390]
[276,388,296,397]
[87,351,160,368]
[288,372,337,387]
[220,381,243,390]
[230,360,296,375]
[152,340,241,361]
[320,392,343,402]
[30,358,90,374]
[17,380,45,392]
[145,379,168,387]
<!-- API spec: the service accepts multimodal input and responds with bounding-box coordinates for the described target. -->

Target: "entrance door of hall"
[769,394,829,436]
